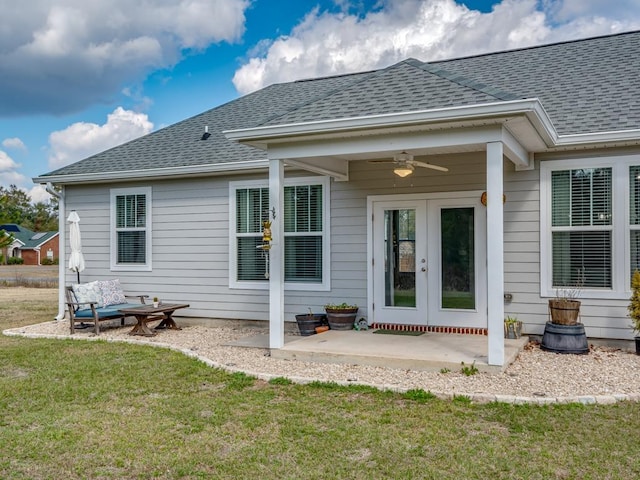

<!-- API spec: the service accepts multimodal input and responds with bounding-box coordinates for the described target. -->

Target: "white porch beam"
[486,142,505,366]
[267,126,502,160]
[268,158,285,349]
[285,157,349,181]
[501,127,533,170]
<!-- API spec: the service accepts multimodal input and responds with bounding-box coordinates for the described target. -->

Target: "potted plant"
[153,297,159,308]
[324,302,358,330]
[504,315,522,339]
[542,276,588,354]
[628,270,640,354]
[548,284,581,325]
[294,308,327,336]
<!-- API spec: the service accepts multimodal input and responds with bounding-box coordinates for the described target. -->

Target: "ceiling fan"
[368,152,449,177]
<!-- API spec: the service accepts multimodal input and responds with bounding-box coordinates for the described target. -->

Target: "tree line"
[0,184,59,232]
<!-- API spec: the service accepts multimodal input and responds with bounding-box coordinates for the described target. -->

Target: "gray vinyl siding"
[64,148,638,338]
[505,151,638,340]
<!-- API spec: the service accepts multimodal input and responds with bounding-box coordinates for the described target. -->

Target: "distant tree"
[0,184,58,231]
[0,229,15,265]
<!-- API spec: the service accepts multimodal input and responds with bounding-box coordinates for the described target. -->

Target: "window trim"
[540,156,632,300]
[229,176,330,291]
[110,186,152,272]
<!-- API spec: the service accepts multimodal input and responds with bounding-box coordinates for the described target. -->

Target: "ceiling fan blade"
[412,160,449,172]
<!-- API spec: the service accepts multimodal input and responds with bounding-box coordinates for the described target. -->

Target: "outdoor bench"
[65,282,148,335]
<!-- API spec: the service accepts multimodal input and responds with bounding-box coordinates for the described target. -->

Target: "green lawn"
[2,288,640,479]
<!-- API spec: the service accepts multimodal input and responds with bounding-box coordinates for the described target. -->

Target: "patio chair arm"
[125,294,149,304]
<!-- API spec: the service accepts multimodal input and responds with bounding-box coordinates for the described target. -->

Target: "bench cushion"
[97,279,127,307]
[72,282,103,309]
[73,303,146,319]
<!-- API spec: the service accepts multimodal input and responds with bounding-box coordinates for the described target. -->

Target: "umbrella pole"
[77,270,80,284]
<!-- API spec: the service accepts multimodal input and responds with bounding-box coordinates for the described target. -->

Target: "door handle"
[421,267,427,272]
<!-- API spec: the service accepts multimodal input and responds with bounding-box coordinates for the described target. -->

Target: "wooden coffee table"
[119,303,189,337]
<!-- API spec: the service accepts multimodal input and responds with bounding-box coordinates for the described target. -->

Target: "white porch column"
[268,158,285,349]
[486,142,505,366]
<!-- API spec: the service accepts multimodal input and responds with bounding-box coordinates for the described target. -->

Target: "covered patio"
[226,99,552,367]
[234,329,529,374]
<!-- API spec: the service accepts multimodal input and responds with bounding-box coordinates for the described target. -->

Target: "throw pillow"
[98,279,127,307]
[72,282,102,310]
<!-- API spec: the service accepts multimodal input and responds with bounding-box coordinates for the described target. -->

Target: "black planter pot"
[541,322,589,354]
[325,308,358,331]
[635,337,640,355]
[295,313,327,336]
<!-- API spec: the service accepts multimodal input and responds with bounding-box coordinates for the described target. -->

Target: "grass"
[3,288,640,479]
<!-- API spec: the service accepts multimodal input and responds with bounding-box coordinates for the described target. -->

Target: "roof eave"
[33,159,269,185]
[224,99,559,148]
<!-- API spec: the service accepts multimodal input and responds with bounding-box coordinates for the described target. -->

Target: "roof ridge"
[404,58,520,102]
[254,58,440,127]
[432,29,640,65]
[253,64,405,127]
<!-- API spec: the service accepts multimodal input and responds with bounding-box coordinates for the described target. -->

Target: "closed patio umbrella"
[67,211,85,284]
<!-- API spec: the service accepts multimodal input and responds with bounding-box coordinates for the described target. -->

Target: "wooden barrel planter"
[541,322,589,354]
[294,313,327,336]
[548,299,581,325]
[325,307,358,331]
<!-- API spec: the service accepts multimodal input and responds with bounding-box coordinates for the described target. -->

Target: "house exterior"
[0,224,59,265]
[35,31,640,365]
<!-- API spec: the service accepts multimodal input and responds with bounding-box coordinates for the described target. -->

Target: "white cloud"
[0,0,250,116]
[2,137,26,151]
[0,150,20,171]
[27,184,51,204]
[48,107,153,169]
[233,0,640,94]
[0,154,31,197]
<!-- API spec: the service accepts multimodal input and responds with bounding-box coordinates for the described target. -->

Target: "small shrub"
[403,389,436,403]
[440,367,451,374]
[7,257,24,265]
[41,257,58,265]
[453,395,472,405]
[269,377,292,385]
[460,361,479,376]
[225,372,255,390]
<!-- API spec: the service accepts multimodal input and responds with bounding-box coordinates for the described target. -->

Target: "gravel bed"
[6,319,640,404]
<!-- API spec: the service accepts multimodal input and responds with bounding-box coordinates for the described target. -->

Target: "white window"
[110,187,152,271]
[229,177,330,291]
[541,156,639,299]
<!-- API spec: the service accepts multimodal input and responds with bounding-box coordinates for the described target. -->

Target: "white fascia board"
[33,159,269,185]
[224,99,553,145]
[556,128,640,146]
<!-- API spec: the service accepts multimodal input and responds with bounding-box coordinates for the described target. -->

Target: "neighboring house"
[0,224,59,265]
[34,31,640,365]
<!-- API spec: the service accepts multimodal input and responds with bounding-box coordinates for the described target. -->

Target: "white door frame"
[367,191,486,327]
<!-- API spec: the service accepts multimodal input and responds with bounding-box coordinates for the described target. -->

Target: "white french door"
[372,200,428,324]
[370,193,486,327]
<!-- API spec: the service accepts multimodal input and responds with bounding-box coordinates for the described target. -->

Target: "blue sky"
[1,0,638,202]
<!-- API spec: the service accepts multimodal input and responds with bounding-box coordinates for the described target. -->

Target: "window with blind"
[542,156,640,299]
[110,187,151,270]
[230,178,329,290]
[550,168,612,288]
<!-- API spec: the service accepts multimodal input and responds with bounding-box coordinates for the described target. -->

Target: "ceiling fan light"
[394,151,414,163]
[393,163,414,177]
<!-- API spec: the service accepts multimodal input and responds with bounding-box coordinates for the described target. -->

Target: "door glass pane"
[384,209,416,307]
[441,208,475,310]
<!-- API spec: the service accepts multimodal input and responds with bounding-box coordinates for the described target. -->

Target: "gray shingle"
[39,30,640,179]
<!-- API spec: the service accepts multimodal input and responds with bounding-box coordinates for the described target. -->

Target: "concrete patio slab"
[269,330,529,373]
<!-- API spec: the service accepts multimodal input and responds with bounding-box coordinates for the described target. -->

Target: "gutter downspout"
[46,183,65,321]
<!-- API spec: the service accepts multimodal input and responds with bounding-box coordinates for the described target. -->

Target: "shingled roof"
[0,224,57,249]
[37,30,640,181]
